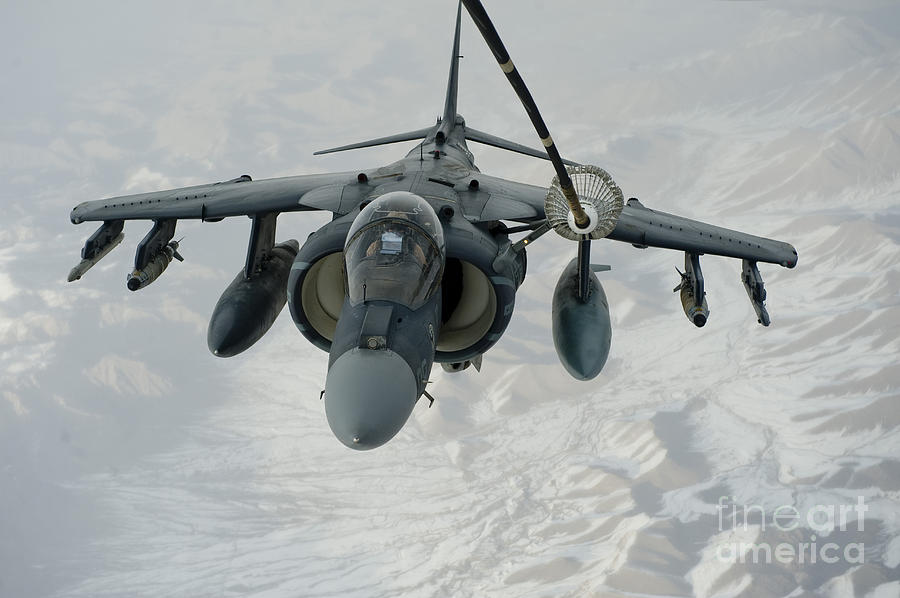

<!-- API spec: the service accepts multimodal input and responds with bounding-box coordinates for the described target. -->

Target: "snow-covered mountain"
[2,2,898,596]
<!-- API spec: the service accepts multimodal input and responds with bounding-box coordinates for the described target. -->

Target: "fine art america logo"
[716,496,868,565]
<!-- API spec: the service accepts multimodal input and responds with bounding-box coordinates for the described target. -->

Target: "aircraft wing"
[67,169,376,285]
[607,199,797,268]
[470,173,548,221]
[483,176,795,329]
[474,173,796,268]
[70,171,362,224]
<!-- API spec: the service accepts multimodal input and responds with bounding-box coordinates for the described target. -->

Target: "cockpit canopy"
[344,192,445,310]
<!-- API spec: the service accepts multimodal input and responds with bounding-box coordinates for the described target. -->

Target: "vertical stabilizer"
[437,2,463,142]
[314,1,568,163]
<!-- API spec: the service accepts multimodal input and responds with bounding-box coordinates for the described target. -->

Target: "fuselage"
[287,115,528,450]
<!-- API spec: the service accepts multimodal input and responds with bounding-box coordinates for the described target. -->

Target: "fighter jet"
[68,1,797,450]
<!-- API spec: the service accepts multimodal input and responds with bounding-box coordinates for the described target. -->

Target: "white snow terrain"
[1,2,898,596]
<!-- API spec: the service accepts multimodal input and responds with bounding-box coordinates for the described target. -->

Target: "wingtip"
[70,205,85,224]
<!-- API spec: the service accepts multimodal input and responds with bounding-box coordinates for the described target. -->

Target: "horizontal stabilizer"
[464,127,579,166]
[314,127,433,156]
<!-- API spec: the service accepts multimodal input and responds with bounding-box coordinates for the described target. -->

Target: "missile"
[674,252,708,327]
[679,285,709,327]
[68,232,124,282]
[126,240,183,291]
[207,240,299,357]
[742,259,770,326]
[551,258,612,381]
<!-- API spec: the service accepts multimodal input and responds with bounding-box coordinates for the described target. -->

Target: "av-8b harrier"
[68,1,797,450]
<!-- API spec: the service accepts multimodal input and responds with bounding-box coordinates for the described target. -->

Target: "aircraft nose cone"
[324,348,418,450]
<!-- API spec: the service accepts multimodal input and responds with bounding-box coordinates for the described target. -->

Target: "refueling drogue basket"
[545,164,624,241]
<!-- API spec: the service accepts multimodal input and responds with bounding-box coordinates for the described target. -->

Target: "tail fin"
[438,2,463,138]
[312,1,578,166]
[314,4,464,157]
